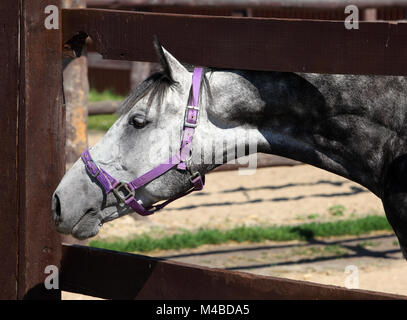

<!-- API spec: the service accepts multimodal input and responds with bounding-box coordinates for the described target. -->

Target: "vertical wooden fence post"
[62,0,89,166]
[18,0,64,300]
[61,0,89,246]
[0,0,64,300]
[0,0,20,300]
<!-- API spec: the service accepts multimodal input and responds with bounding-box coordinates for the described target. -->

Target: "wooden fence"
[2,1,407,299]
[1,0,65,299]
[85,0,407,95]
[60,244,406,299]
[63,8,407,76]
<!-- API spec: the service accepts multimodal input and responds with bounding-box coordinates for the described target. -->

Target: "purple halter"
[81,67,205,216]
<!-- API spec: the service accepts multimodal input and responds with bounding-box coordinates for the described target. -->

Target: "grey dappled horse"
[53,40,407,259]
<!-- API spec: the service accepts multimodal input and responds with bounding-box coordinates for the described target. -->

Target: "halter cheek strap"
[81,67,205,216]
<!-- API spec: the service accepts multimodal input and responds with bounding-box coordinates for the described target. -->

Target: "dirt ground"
[149,233,407,296]
[62,131,407,299]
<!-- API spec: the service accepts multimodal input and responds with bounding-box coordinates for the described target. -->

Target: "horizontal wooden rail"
[63,8,407,75]
[60,244,406,299]
[86,0,407,10]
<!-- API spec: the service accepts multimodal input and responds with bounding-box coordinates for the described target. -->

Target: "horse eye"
[129,115,148,129]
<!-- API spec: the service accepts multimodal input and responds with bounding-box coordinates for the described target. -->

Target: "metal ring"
[112,182,135,203]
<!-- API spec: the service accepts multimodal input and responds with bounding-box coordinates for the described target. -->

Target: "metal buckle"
[86,160,100,178]
[184,105,199,128]
[113,182,135,203]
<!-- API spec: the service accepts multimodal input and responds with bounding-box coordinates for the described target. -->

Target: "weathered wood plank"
[0,0,20,300]
[60,244,406,300]
[88,51,132,70]
[86,0,407,10]
[62,8,407,76]
[17,0,64,299]
[63,0,89,166]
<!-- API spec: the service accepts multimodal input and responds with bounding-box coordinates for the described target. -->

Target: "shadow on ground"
[167,182,366,211]
[154,234,401,272]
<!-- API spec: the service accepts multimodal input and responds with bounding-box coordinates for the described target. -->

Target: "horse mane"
[119,65,212,117]
[118,71,172,116]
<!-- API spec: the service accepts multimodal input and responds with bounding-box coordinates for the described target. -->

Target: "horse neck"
[208,70,406,197]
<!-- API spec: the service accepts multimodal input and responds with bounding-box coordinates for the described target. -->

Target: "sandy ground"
[149,233,407,296]
[62,130,407,299]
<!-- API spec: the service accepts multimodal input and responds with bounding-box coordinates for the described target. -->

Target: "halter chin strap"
[81,67,205,216]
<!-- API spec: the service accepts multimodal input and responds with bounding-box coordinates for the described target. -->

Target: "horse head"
[52,39,259,239]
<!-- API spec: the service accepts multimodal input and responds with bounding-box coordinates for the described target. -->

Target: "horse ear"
[153,36,189,83]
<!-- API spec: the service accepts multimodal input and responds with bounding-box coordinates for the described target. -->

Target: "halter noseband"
[81,67,205,216]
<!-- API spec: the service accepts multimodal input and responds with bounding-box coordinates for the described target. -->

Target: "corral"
[2,0,407,300]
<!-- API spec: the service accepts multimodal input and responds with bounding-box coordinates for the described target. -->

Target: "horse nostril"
[52,194,62,225]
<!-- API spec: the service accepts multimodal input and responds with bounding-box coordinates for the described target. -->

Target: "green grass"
[89,88,125,103]
[88,114,118,131]
[328,204,346,217]
[89,215,392,253]
[87,89,124,131]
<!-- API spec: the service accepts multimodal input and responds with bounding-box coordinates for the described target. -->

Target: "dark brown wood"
[88,52,132,70]
[60,244,406,300]
[88,52,157,95]
[82,5,405,95]
[86,0,407,10]
[85,1,407,25]
[147,6,347,20]
[63,8,407,76]
[89,68,131,95]
[17,0,64,299]
[0,0,20,300]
